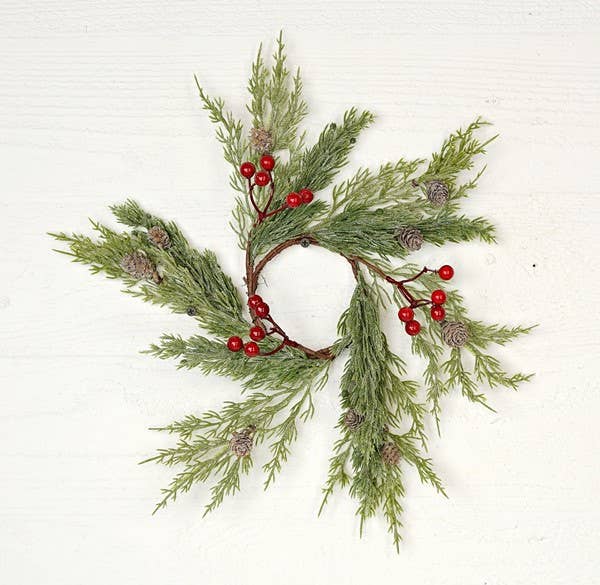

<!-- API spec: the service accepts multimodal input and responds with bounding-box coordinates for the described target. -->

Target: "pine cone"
[381,442,401,466]
[426,180,449,207]
[343,409,364,431]
[120,252,161,284]
[395,227,424,251]
[147,225,171,250]
[229,425,256,458]
[441,320,469,347]
[249,127,273,153]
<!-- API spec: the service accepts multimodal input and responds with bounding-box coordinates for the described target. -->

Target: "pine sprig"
[442,348,493,410]
[145,357,328,510]
[329,159,423,215]
[418,116,497,200]
[50,205,244,337]
[320,276,437,548]
[247,33,308,153]
[289,108,375,197]
[147,333,328,393]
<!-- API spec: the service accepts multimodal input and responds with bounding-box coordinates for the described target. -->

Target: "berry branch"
[227,156,457,359]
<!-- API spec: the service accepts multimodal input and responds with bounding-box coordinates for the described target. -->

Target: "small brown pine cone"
[343,409,364,431]
[441,320,469,348]
[381,442,401,466]
[229,426,256,458]
[395,226,424,251]
[426,180,449,207]
[147,225,171,250]
[120,252,161,284]
[249,127,273,153]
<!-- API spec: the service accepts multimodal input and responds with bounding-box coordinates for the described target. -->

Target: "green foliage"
[51,35,533,551]
[145,334,330,511]
[320,276,442,551]
[329,159,423,216]
[247,32,308,153]
[418,116,497,202]
[249,108,375,259]
[50,202,244,337]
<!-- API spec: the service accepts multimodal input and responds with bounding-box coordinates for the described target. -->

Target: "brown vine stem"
[245,232,436,360]
[244,234,367,360]
[245,235,359,361]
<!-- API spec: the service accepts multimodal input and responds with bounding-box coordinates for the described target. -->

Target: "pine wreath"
[51,34,533,550]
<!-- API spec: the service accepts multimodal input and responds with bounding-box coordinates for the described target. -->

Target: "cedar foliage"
[50,34,532,551]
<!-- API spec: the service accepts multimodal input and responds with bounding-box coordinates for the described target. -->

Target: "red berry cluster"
[226,294,273,357]
[240,155,274,187]
[286,188,314,208]
[239,155,314,223]
[396,264,454,336]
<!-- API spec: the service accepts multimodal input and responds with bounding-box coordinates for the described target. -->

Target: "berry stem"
[400,266,437,284]
[261,171,276,216]
[261,203,287,221]
[260,339,288,357]
[247,178,264,220]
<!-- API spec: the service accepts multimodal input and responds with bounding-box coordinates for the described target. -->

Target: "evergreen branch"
[411,334,448,433]
[329,159,424,216]
[442,348,494,410]
[110,200,243,317]
[294,108,375,194]
[262,383,315,489]
[418,213,496,245]
[465,321,537,349]
[147,333,328,393]
[246,32,308,153]
[418,116,497,198]
[320,275,433,547]
[50,209,244,337]
[247,42,268,128]
[194,76,249,195]
[194,75,253,247]
[144,334,331,509]
[312,207,496,263]
[319,438,352,515]
[470,347,534,389]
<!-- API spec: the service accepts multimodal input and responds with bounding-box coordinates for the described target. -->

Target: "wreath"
[51,34,533,550]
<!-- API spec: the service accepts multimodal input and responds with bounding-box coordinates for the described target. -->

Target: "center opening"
[256,244,357,350]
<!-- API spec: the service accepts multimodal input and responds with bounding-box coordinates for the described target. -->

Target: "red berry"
[248,294,263,309]
[438,265,454,281]
[254,302,270,318]
[240,162,255,178]
[259,155,275,171]
[286,192,302,208]
[430,305,445,321]
[299,188,314,204]
[244,341,260,357]
[431,289,447,305]
[227,336,243,352]
[398,307,414,322]
[254,171,270,187]
[249,326,266,341]
[405,320,421,336]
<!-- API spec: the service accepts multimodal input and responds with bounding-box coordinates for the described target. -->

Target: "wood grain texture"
[1,1,599,583]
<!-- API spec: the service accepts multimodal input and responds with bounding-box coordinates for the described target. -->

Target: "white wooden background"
[2,1,599,583]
